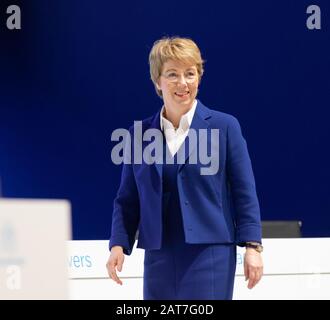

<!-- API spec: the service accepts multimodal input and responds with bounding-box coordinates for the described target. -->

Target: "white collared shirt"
[160,99,197,156]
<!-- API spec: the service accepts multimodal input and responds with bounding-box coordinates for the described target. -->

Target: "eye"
[187,71,196,77]
[168,72,177,77]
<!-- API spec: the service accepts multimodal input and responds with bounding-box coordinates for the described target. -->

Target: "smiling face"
[156,59,199,111]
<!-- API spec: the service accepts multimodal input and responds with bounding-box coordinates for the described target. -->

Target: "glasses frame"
[161,71,199,84]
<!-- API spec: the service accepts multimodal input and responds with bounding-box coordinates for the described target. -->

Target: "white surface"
[0,199,71,299]
[68,238,330,300]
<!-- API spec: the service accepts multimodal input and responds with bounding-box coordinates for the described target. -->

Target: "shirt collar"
[160,99,197,132]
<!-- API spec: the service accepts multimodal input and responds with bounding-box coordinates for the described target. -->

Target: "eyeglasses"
[161,71,198,84]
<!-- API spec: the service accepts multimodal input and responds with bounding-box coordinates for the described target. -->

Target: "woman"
[106,37,263,299]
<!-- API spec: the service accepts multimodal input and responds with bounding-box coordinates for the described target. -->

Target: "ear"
[155,81,161,91]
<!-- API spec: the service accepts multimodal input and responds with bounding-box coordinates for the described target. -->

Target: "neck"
[163,100,194,128]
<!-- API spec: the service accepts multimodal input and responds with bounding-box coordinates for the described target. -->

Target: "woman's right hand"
[106,245,125,285]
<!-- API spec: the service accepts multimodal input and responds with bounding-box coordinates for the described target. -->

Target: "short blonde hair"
[149,37,205,97]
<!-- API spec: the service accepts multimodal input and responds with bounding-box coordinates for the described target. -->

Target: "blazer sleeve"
[226,116,262,245]
[109,129,140,255]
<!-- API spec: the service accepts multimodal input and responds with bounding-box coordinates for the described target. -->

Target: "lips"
[175,91,190,97]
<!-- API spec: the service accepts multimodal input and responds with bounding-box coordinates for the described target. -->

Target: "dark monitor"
[262,220,302,238]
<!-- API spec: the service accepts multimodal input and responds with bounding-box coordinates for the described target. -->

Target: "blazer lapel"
[142,100,212,177]
[178,100,211,172]
[145,109,163,178]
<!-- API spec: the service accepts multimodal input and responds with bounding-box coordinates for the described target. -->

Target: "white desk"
[68,238,330,300]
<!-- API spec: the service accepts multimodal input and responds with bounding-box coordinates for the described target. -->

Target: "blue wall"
[0,1,329,239]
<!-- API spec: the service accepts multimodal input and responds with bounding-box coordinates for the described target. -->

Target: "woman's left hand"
[244,248,263,289]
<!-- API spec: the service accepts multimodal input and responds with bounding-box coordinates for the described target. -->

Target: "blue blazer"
[109,100,262,255]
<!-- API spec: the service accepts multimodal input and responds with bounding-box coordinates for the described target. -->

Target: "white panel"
[0,199,71,299]
[68,238,330,300]
[68,240,144,278]
[69,278,143,300]
[234,274,330,300]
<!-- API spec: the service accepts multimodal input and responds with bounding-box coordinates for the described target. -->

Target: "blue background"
[0,1,329,239]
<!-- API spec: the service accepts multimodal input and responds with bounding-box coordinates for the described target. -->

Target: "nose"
[177,74,188,86]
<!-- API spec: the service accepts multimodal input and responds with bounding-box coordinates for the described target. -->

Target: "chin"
[174,96,194,105]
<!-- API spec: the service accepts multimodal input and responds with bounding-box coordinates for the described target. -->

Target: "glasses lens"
[164,73,197,83]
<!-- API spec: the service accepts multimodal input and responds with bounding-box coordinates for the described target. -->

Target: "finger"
[106,260,114,279]
[248,271,257,289]
[117,255,124,272]
[244,262,249,281]
[107,260,123,285]
[249,268,263,289]
[255,268,263,284]
[248,278,256,289]
[110,263,122,285]
[107,259,116,274]
[111,270,123,285]
[252,266,263,281]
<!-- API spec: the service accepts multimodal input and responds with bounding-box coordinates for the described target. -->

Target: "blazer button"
[185,200,189,205]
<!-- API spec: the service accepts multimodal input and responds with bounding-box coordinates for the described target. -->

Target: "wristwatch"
[245,242,263,253]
